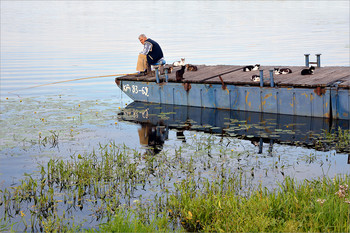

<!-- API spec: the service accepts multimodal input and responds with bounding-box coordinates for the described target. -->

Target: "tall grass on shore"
[166,175,350,232]
[88,207,172,233]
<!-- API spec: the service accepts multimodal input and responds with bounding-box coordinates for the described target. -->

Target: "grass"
[90,208,173,233]
[166,175,350,232]
[87,173,350,232]
[0,140,349,232]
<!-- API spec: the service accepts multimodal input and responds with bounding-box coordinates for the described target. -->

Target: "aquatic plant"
[314,127,350,153]
[38,130,59,148]
[0,95,122,151]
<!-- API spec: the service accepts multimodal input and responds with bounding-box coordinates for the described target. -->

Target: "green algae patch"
[0,95,122,152]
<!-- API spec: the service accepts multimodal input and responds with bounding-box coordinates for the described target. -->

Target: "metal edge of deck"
[115,78,350,120]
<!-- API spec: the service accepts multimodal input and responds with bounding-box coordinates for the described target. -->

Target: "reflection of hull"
[120,102,349,148]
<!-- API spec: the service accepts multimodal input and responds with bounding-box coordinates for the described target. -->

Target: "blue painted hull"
[117,80,349,120]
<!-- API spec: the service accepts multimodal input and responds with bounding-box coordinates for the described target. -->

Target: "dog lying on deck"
[274,68,292,75]
[301,66,315,75]
[243,64,260,72]
[251,74,260,82]
[186,64,198,71]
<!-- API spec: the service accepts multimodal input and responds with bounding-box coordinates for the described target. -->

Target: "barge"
[115,56,350,120]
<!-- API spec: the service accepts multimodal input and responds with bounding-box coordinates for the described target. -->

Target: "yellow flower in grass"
[20,211,25,217]
[187,211,193,220]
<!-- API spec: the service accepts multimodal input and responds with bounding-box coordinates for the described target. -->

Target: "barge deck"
[118,65,350,88]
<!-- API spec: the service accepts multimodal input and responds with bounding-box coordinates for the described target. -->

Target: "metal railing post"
[155,67,160,83]
[269,70,274,87]
[304,54,310,67]
[259,70,264,87]
[316,54,321,67]
[165,68,168,82]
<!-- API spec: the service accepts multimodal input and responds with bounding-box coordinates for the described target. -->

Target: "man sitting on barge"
[136,34,165,76]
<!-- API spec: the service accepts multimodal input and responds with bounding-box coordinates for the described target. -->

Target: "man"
[136,34,164,76]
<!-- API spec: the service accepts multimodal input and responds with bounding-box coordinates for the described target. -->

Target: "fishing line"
[7,73,137,94]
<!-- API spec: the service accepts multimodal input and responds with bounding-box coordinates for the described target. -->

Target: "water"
[1,1,349,94]
[0,1,349,230]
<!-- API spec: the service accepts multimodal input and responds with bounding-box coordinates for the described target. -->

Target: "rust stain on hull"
[245,91,251,108]
[183,83,191,91]
[314,87,326,96]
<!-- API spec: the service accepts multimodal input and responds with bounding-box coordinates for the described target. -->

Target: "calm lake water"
[0,0,349,230]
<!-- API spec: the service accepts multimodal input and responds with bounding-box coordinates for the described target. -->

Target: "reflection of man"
[138,124,150,146]
[138,123,168,155]
[136,34,164,76]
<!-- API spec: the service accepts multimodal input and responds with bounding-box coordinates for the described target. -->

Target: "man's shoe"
[146,71,155,77]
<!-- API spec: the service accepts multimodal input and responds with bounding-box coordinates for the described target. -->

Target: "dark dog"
[301,66,315,75]
[176,65,186,82]
[186,64,198,71]
[167,67,173,74]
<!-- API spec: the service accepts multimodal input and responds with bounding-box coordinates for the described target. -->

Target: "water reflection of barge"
[119,102,349,154]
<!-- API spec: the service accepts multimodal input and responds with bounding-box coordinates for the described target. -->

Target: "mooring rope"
[7,73,137,94]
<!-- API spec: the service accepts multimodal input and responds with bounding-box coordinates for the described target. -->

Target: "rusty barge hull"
[115,65,350,120]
